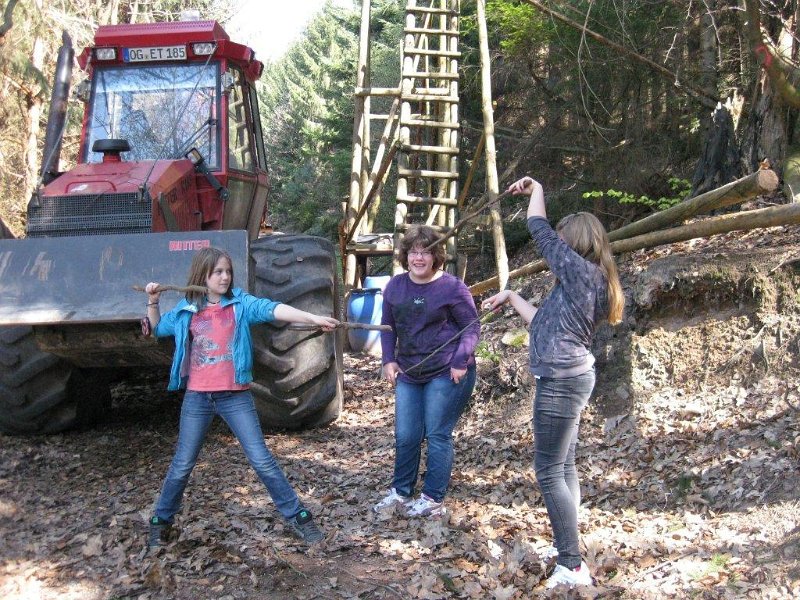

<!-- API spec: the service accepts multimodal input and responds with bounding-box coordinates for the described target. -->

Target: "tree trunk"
[24,1,45,204]
[691,101,741,196]
[691,2,741,196]
[740,70,787,174]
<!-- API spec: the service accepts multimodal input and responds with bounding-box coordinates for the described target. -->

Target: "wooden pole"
[476,0,510,290]
[344,0,372,290]
[344,140,401,247]
[458,132,485,209]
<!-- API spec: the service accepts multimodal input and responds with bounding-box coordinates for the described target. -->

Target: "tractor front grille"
[27,192,152,237]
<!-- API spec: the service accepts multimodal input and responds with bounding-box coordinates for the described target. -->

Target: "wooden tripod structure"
[342,0,463,291]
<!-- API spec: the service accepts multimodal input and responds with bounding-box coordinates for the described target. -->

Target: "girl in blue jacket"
[484,176,624,589]
[144,246,338,549]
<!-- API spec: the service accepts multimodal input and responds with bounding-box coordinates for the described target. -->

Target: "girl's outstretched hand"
[506,176,538,196]
[144,282,162,304]
[310,315,340,332]
[482,290,513,312]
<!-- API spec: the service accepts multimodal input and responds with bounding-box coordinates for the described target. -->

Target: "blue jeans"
[533,369,595,569]
[154,390,302,522]
[392,366,476,502]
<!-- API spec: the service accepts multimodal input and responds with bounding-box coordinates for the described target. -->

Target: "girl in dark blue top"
[484,176,624,589]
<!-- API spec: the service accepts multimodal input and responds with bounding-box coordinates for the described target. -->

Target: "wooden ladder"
[396,0,461,273]
[343,0,462,289]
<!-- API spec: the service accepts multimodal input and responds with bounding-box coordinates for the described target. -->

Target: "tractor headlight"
[192,43,215,56]
[94,48,117,61]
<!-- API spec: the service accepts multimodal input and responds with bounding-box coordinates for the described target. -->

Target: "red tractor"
[0,20,343,434]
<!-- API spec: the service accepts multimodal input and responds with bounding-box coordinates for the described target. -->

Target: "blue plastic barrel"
[364,275,391,291]
[347,288,384,355]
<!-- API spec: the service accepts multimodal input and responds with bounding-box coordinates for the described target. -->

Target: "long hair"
[185,247,234,306]
[556,212,624,325]
[398,225,447,271]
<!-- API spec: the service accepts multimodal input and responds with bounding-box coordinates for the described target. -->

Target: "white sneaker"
[406,493,445,517]
[373,488,412,513]
[545,561,592,588]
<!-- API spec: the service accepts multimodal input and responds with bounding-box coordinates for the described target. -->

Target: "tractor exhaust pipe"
[40,31,74,185]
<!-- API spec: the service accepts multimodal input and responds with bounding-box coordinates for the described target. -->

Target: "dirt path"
[1,352,798,599]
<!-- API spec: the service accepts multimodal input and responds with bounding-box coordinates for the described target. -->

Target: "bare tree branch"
[520,0,719,109]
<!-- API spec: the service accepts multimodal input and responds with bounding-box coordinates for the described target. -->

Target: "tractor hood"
[42,159,195,199]
[29,158,201,238]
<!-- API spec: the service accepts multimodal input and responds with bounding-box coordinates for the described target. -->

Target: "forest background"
[2,0,800,250]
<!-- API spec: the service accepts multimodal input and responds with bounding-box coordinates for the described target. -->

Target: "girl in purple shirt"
[374,225,480,517]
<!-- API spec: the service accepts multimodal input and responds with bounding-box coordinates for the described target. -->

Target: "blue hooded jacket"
[154,288,280,390]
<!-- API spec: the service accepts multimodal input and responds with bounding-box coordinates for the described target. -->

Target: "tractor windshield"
[85,62,220,167]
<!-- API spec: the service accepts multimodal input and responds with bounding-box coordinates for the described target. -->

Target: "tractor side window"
[86,63,220,167]
[248,84,267,171]
[226,68,255,172]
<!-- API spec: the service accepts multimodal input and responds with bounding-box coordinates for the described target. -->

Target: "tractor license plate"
[123,45,187,62]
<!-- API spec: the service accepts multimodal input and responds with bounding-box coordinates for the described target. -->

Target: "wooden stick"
[424,189,513,251]
[132,284,208,294]
[288,322,392,332]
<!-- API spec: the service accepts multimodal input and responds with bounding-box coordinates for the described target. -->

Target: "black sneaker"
[148,516,173,548]
[287,509,324,544]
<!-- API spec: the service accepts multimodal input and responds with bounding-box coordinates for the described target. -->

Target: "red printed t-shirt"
[187,304,248,391]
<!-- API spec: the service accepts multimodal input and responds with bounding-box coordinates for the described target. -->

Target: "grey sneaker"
[406,493,445,517]
[147,516,173,548]
[287,509,324,544]
[373,488,413,513]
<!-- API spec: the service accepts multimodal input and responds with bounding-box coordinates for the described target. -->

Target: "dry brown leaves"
[1,226,800,599]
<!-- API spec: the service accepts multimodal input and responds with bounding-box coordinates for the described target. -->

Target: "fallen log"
[469,202,800,295]
[608,169,778,242]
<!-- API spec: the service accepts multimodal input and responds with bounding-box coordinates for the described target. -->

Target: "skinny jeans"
[154,390,302,522]
[533,369,595,569]
[392,366,476,502]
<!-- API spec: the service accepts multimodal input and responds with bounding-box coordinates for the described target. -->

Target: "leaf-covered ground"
[1,352,797,599]
[2,225,800,599]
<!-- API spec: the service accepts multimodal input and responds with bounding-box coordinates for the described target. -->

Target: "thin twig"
[769,253,800,274]
[339,568,406,598]
[132,284,208,294]
[403,311,496,375]
[269,545,308,578]
[423,189,513,251]
[289,323,392,332]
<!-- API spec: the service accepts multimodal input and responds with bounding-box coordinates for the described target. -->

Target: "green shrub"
[582,177,690,211]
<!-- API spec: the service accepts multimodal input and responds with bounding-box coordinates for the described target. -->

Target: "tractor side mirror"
[221,71,235,94]
[74,79,91,103]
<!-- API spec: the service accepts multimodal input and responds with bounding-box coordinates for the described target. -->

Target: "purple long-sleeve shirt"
[527,216,609,378]
[380,272,480,384]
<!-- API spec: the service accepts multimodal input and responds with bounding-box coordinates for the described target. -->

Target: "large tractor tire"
[249,234,344,430]
[0,326,112,434]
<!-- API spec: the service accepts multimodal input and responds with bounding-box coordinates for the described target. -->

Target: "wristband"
[147,301,159,306]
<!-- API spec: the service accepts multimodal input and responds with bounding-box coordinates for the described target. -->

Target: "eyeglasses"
[408,250,432,258]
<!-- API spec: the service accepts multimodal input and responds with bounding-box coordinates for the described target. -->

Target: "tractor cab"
[30,20,269,239]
